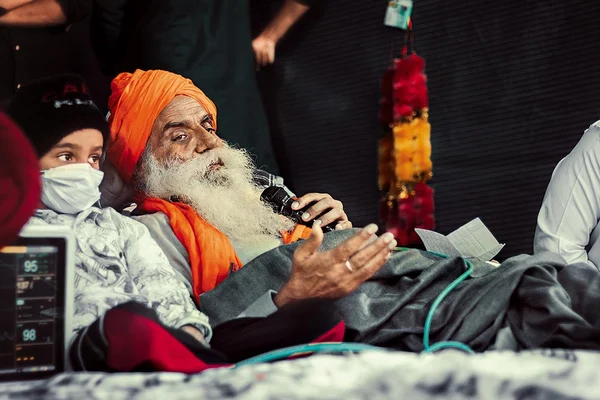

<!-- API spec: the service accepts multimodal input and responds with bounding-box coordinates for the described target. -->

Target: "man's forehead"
[157,96,208,122]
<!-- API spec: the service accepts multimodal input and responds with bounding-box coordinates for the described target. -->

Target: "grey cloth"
[238,290,278,318]
[230,231,359,317]
[132,212,195,297]
[201,230,600,351]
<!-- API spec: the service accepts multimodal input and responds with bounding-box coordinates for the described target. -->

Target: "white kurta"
[534,121,600,269]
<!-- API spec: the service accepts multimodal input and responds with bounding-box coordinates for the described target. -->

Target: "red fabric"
[310,321,346,344]
[283,321,346,361]
[0,113,41,248]
[101,303,344,372]
[104,308,232,373]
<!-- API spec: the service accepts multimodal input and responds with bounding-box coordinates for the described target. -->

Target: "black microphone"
[260,186,334,232]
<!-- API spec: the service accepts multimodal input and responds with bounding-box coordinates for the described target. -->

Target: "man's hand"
[181,325,207,345]
[252,0,311,68]
[292,192,352,231]
[274,222,397,307]
[252,35,277,68]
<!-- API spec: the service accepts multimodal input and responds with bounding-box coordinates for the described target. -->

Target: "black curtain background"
[253,0,600,258]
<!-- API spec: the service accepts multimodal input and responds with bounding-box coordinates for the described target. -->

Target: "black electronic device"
[0,225,75,381]
[260,186,335,232]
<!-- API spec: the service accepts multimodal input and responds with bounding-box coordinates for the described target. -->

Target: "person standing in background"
[92,0,319,174]
[0,0,108,111]
[534,120,600,269]
[251,0,317,68]
[250,0,322,182]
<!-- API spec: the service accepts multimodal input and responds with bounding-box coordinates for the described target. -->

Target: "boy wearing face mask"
[7,74,213,358]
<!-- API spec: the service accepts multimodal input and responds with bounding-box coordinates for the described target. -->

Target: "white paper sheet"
[415,218,504,262]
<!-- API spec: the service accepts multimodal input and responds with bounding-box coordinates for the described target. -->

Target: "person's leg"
[209,298,345,363]
[70,301,228,372]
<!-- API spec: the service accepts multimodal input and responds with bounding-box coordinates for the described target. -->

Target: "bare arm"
[0,0,34,11]
[0,0,66,26]
[252,0,312,66]
[0,0,91,27]
[261,0,310,43]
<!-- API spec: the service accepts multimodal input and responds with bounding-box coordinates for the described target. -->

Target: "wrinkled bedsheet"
[1,349,599,399]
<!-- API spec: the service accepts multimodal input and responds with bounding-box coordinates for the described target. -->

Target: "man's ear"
[99,158,135,211]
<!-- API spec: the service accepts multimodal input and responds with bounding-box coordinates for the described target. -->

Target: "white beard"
[135,145,294,244]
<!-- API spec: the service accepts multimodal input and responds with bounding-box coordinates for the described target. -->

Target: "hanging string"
[389,36,397,68]
[401,18,416,57]
[408,19,417,54]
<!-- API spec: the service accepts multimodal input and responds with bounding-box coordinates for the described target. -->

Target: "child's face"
[39,129,104,171]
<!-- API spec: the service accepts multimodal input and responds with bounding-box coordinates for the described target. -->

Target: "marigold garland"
[378,26,435,245]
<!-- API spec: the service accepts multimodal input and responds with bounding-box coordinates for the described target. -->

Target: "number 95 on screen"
[19,258,48,275]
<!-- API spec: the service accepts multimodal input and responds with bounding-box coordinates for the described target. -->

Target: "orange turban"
[107,69,217,183]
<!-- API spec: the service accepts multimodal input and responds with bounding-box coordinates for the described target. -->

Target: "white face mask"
[41,163,104,214]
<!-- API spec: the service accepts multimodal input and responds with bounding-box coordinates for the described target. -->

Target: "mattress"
[1,349,599,399]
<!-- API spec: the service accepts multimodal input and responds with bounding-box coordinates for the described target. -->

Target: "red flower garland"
[378,32,436,246]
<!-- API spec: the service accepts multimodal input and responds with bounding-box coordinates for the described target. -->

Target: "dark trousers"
[211,298,344,363]
[70,299,344,372]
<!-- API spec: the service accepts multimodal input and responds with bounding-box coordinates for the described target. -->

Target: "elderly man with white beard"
[102,69,397,326]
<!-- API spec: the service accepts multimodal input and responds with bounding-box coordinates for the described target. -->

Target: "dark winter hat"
[7,74,109,157]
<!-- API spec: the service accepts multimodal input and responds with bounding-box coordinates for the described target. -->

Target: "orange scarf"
[138,197,243,296]
[138,196,311,300]
[107,69,310,301]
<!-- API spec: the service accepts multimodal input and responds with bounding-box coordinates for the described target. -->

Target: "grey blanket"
[201,230,600,351]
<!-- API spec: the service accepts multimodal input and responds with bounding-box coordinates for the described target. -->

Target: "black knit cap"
[7,74,109,158]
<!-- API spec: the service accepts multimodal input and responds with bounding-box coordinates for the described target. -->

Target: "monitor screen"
[0,237,67,381]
